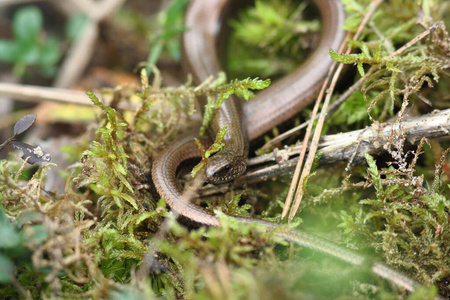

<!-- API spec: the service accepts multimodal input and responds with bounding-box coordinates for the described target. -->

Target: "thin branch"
[0,82,135,110]
[283,0,384,221]
[230,109,450,187]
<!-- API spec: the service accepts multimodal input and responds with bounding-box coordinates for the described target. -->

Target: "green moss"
[228,0,320,78]
[338,152,450,286]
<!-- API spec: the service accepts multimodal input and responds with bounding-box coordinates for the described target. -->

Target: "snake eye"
[223,165,233,174]
[205,156,247,183]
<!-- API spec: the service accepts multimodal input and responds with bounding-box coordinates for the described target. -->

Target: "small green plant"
[147,0,189,68]
[200,75,270,135]
[338,149,450,287]
[228,0,320,78]
[0,204,49,299]
[191,126,227,177]
[0,6,61,78]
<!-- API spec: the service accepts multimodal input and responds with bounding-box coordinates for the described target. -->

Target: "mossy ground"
[1,0,450,298]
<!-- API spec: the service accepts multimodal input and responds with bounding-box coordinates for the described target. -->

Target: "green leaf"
[16,212,43,228]
[0,209,21,248]
[164,0,189,27]
[25,224,48,246]
[204,126,227,159]
[66,13,89,41]
[133,211,161,225]
[356,61,365,77]
[37,64,57,78]
[39,37,61,67]
[200,94,216,136]
[191,161,205,178]
[148,41,163,66]
[116,172,134,194]
[87,92,106,110]
[13,6,43,44]
[199,77,270,135]
[329,48,342,62]
[167,39,181,62]
[191,138,206,177]
[112,161,127,176]
[0,253,14,283]
[365,153,385,197]
[111,190,138,209]
[146,0,188,67]
[20,44,40,65]
[0,40,19,63]
[191,127,227,178]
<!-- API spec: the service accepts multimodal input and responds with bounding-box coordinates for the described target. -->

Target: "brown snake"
[151,0,443,297]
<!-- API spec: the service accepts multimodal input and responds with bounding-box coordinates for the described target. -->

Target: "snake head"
[205,152,247,184]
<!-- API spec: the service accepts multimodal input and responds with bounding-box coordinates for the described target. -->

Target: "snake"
[151,0,443,297]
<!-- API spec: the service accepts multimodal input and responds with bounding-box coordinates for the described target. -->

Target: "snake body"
[151,0,442,297]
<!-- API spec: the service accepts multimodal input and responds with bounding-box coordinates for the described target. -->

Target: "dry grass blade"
[283,0,383,221]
